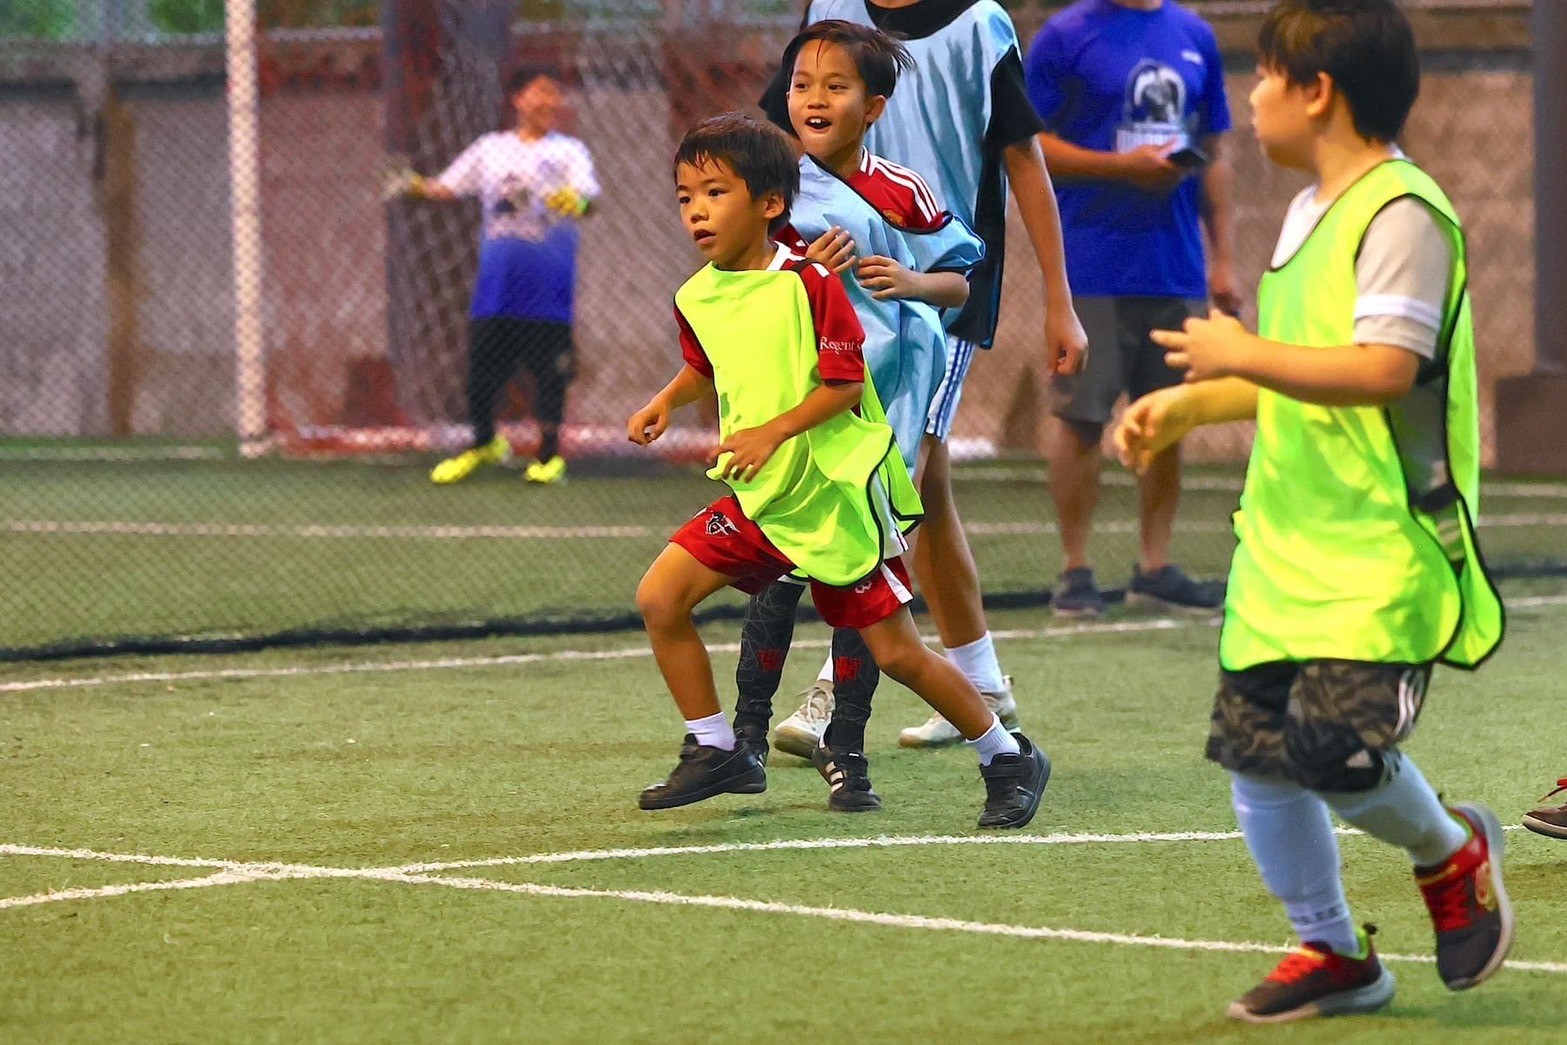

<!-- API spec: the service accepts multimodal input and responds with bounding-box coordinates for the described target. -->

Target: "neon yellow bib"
[674,256,922,586]
[1223,160,1504,670]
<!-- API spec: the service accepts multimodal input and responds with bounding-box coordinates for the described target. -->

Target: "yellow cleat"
[430,434,510,484]
[523,454,567,485]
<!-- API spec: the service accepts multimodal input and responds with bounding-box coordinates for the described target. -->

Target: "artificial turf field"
[4,592,1567,1043]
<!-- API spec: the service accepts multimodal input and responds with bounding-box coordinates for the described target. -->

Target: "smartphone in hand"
[1166,144,1210,170]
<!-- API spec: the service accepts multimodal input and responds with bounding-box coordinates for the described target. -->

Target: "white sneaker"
[898,675,1021,748]
[772,680,834,759]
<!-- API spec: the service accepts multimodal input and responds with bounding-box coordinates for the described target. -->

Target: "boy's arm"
[1115,378,1257,475]
[1198,135,1241,316]
[1004,137,1088,375]
[1151,311,1420,406]
[855,258,970,309]
[627,365,713,446]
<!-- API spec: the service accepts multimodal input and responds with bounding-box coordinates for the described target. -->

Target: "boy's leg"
[899,429,1020,748]
[733,578,808,758]
[838,574,1048,829]
[1214,660,1512,995]
[519,320,574,476]
[430,318,517,484]
[805,627,885,814]
[636,514,773,810]
[1211,665,1394,1022]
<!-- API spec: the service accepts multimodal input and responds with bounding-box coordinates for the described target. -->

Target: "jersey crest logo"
[706,511,740,538]
[882,208,906,227]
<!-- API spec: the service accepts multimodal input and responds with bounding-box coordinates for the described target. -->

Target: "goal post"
[225,0,267,456]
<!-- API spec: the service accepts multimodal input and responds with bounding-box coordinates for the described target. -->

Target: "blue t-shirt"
[1024,0,1231,299]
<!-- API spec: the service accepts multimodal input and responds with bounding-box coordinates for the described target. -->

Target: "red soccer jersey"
[849,149,945,231]
[675,248,867,384]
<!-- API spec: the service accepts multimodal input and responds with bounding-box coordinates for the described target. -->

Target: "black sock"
[827,626,879,753]
[734,580,805,733]
[538,427,560,462]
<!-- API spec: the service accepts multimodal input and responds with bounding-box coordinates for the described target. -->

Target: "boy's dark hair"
[674,112,800,234]
[1258,0,1420,143]
[507,63,557,94]
[779,19,913,101]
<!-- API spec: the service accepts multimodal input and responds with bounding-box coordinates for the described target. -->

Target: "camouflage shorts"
[1207,659,1434,791]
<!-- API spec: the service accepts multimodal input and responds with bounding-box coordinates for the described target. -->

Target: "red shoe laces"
[1541,778,1567,802]
[1267,947,1329,984]
[1422,864,1476,932]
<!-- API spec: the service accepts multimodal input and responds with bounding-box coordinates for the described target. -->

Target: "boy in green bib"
[628,113,1048,828]
[1115,0,1509,1023]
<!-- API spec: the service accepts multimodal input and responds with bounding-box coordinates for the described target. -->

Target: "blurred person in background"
[387,65,600,486]
[1025,0,1236,616]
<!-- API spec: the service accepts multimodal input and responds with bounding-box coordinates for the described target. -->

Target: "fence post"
[1495,2,1567,475]
[226,0,267,455]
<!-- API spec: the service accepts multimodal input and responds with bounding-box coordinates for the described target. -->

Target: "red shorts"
[670,495,914,629]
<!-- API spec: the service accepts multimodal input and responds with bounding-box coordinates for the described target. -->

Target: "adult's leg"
[1048,418,1104,572]
[1126,299,1204,572]
[1046,296,1121,572]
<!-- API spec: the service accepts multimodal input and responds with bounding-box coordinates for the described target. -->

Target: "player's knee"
[635,575,687,630]
[1282,726,1390,793]
[1056,417,1104,449]
[868,641,925,686]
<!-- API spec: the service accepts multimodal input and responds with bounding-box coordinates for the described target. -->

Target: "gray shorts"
[1050,296,1205,428]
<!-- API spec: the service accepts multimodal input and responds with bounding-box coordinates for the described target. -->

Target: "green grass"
[3,598,1567,1041]
[5,445,1566,658]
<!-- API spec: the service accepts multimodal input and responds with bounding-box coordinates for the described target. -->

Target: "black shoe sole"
[978,744,1051,829]
[638,766,767,811]
[827,792,883,813]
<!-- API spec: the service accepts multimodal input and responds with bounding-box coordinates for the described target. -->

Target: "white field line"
[0,870,256,910]
[360,870,1567,976]
[0,619,1188,695]
[6,511,1564,542]
[959,469,1567,501]
[6,839,1565,977]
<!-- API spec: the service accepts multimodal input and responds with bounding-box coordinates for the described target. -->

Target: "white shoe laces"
[795,683,833,726]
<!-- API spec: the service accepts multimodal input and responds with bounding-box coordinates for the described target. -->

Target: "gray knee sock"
[1319,753,1469,868]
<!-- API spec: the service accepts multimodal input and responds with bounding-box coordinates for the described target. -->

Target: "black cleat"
[812,724,882,813]
[977,732,1050,829]
[734,719,770,768]
[639,735,766,810]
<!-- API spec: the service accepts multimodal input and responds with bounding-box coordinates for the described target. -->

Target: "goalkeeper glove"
[543,186,591,218]
[381,167,428,201]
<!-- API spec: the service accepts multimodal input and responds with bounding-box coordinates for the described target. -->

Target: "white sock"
[1231,773,1361,956]
[1320,753,1470,867]
[945,633,1005,694]
[817,652,834,686]
[966,714,1019,765]
[685,712,735,752]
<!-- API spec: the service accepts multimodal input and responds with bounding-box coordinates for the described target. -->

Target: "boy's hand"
[1045,303,1089,376]
[805,227,857,274]
[1114,386,1195,475]
[381,165,426,201]
[1152,309,1251,382]
[855,255,919,301]
[627,400,670,446]
[715,423,785,483]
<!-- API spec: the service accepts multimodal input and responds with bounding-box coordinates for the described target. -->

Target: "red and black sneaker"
[1522,778,1567,840]
[1415,803,1514,989]
[1227,927,1395,1023]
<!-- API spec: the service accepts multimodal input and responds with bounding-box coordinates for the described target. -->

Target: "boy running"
[1115,0,1509,1022]
[760,0,1089,753]
[733,21,989,809]
[630,113,1048,828]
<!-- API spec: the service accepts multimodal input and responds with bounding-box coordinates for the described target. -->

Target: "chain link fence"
[1,1,1556,659]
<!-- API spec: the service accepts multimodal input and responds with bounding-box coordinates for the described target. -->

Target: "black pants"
[468,316,574,457]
